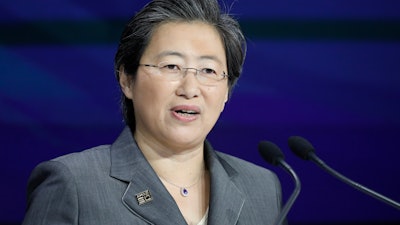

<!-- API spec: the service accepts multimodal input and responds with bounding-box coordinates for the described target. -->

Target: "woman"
[22,0,282,224]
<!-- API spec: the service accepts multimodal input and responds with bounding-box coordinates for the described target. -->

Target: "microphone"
[288,136,400,210]
[258,141,301,225]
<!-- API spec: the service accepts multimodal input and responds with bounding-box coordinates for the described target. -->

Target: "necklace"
[159,171,204,197]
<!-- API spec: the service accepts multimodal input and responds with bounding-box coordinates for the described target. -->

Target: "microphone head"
[288,136,316,160]
[258,141,284,166]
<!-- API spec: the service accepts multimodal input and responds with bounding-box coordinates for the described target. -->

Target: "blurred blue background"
[1,0,399,224]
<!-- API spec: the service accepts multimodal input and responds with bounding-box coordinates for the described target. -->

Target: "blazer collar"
[110,127,244,225]
[110,127,185,224]
[205,141,245,224]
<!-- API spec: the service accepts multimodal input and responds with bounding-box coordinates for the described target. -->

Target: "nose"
[175,68,201,99]
[182,67,200,78]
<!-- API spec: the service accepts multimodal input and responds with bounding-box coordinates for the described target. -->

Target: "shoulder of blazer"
[49,145,112,173]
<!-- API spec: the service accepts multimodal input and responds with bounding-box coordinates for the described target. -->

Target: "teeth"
[177,110,197,114]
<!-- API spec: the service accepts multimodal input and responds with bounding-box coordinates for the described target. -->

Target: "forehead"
[142,21,226,64]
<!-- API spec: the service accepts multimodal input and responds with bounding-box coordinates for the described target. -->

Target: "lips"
[171,105,200,121]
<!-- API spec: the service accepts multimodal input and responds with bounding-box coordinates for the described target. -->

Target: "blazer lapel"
[109,128,245,225]
[109,127,187,225]
[205,141,245,225]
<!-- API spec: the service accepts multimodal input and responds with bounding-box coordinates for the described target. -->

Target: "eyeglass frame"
[138,62,230,85]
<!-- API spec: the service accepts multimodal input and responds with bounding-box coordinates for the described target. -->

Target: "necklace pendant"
[180,187,189,197]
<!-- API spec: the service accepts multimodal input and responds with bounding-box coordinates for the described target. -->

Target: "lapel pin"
[136,189,153,205]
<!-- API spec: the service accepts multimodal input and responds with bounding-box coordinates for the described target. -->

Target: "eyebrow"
[155,51,184,59]
[155,51,224,64]
[199,55,223,65]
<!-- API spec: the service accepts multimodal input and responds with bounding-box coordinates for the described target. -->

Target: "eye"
[200,68,217,75]
[161,64,181,72]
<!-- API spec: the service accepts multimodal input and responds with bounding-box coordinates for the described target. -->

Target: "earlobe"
[220,90,229,112]
[118,67,134,99]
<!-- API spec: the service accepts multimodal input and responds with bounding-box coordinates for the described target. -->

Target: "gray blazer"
[22,127,282,225]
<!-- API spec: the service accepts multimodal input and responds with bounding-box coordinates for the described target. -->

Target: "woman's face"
[121,21,229,150]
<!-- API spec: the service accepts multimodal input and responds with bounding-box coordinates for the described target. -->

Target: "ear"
[224,90,229,103]
[118,66,134,100]
[220,89,229,112]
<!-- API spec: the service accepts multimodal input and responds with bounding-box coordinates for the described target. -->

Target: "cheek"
[131,76,175,108]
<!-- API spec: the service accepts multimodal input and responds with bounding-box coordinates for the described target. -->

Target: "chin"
[169,135,204,148]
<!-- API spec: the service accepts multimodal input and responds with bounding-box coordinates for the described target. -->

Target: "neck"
[134,132,206,184]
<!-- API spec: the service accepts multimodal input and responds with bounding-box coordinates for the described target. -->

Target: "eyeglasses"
[138,62,229,85]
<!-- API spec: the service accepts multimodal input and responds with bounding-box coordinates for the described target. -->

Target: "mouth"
[171,105,201,120]
[175,109,199,116]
